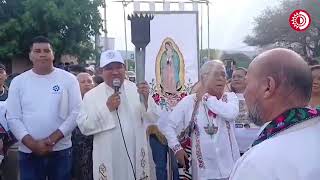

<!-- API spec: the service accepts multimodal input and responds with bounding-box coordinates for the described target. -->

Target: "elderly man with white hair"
[161,60,240,180]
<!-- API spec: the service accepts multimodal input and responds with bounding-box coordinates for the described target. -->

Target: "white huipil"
[77,80,159,180]
[162,92,240,180]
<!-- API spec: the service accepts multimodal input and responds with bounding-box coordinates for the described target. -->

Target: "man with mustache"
[77,50,159,180]
[230,48,320,180]
[162,60,240,180]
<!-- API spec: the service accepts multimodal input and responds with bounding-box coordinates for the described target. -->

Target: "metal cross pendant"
[204,123,218,138]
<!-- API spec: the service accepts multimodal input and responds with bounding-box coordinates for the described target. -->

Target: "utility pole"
[104,0,108,50]
[207,0,210,59]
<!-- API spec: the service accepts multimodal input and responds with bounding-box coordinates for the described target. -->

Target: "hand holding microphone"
[106,79,121,112]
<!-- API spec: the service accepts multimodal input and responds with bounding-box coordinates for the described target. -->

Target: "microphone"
[112,78,121,93]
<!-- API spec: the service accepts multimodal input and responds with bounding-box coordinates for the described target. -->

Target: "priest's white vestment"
[77,80,159,180]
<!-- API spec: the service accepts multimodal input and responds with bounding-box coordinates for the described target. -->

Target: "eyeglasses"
[232,75,245,80]
[103,65,124,71]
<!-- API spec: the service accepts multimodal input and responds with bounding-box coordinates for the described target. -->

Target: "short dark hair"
[0,63,6,71]
[93,75,104,85]
[310,65,320,72]
[165,41,172,46]
[68,65,86,74]
[308,60,319,66]
[29,36,53,50]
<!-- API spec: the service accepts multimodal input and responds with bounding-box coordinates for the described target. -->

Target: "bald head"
[251,48,312,102]
[244,48,312,125]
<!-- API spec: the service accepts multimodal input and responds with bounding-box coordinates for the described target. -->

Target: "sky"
[102,0,281,51]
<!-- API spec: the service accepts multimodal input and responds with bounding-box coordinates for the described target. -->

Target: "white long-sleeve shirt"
[161,92,240,180]
[6,68,82,153]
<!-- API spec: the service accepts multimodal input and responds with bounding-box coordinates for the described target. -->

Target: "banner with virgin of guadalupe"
[144,12,199,111]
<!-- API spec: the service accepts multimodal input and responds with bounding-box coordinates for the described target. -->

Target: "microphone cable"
[116,109,137,180]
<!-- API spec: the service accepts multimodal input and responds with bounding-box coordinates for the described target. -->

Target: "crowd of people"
[0,35,319,180]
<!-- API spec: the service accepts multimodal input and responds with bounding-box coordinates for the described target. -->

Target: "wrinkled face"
[78,74,94,96]
[203,64,227,98]
[244,62,265,126]
[102,62,126,87]
[231,69,247,93]
[311,69,320,94]
[0,69,7,85]
[29,43,54,71]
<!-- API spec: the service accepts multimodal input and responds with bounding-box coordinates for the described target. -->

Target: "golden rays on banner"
[155,37,185,94]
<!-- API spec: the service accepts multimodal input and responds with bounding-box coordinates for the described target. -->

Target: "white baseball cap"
[100,50,124,68]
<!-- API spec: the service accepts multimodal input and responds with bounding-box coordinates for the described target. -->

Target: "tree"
[0,0,103,63]
[220,52,251,68]
[199,49,251,67]
[199,49,224,65]
[244,0,320,61]
[125,59,135,72]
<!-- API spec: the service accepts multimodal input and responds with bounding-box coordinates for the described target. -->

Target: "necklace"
[203,104,218,138]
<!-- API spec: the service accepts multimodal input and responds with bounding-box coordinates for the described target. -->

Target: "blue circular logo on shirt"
[53,85,60,92]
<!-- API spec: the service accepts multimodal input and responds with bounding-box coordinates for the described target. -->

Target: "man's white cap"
[100,50,124,68]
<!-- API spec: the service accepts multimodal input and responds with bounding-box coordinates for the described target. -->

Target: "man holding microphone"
[77,50,159,180]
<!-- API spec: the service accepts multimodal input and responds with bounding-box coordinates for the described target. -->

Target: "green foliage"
[200,49,251,68]
[244,0,320,59]
[125,59,135,71]
[0,0,103,63]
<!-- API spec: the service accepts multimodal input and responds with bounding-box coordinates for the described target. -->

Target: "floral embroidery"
[98,163,107,180]
[208,110,217,118]
[191,102,206,169]
[308,108,318,115]
[140,148,146,168]
[152,93,160,104]
[149,79,192,111]
[252,107,320,147]
[193,121,205,169]
[180,92,188,99]
[172,144,183,154]
[139,148,149,180]
[176,97,198,179]
[140,148,149,180]
[151,92,189,111]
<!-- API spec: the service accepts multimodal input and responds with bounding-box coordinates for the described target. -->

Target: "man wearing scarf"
[230,48,320,179]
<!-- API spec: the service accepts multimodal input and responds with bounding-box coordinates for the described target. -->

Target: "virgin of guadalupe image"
[156,39,184,94]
